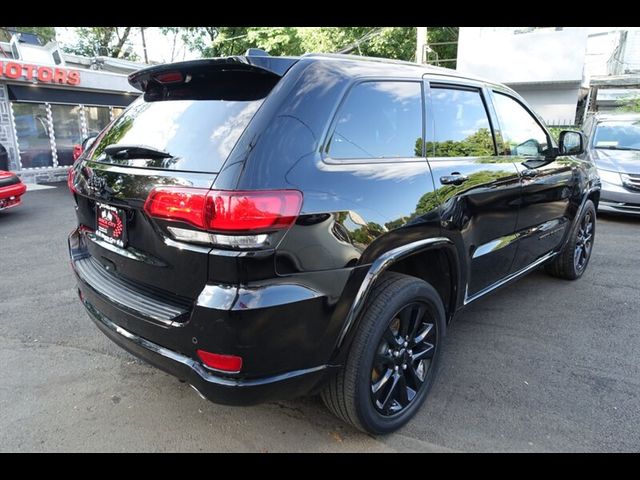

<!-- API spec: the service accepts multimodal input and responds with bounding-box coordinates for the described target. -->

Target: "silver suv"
[582,113,640,215]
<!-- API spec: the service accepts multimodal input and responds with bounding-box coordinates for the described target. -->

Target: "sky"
[55,27,201,64]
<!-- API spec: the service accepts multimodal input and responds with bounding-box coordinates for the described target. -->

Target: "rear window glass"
[88,97,263,172]
[326,81,423,160]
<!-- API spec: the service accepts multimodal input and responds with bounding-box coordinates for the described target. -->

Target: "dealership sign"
[0,61,80,86]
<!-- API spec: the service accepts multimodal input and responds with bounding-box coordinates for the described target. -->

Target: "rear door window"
[326,81,423,160]
[89,97,263,173]
[427,86,495,157]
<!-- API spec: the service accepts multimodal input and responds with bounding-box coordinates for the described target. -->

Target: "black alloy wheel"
[574,209,594,274]
[545,199,596,280]
[370,302,437,416]
[321,272,445,435]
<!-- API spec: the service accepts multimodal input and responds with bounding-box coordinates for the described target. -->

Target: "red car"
[0,171,27,211]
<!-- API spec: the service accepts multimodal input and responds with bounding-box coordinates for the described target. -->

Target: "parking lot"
[1,183,639,452]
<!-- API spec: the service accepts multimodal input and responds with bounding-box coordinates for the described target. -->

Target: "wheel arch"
[330,237,460,364]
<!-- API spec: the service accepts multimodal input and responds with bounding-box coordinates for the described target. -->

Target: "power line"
[336,28,385,54]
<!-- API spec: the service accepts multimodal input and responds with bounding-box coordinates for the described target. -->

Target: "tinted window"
[428,87,495,157]
[593,121,640,151]
[89,97,263,172]
[492,92,549,156]
[328,81,423,159]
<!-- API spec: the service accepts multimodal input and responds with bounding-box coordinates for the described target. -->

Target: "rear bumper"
[0,182,27,210]
[69,227,344,405]
[83,297,331,405]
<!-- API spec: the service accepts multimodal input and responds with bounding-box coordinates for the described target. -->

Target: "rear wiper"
[104,144,173,159]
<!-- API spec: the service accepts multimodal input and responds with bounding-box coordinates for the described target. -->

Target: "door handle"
[522,169,538,178]
[440,173,469,185]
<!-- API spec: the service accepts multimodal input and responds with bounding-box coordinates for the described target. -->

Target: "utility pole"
[140,27,149,64]
[416,27,428,64]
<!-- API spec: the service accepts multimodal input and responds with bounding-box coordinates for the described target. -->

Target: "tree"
[617,94,640,113]
[61,27,138,60]
[161,27,221,57]
[0,27,56,44]
[161,27,459,66]
[165,27,421,61]
[426,27,459,68]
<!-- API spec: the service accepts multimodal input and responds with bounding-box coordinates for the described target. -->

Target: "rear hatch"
[70,57,290,300]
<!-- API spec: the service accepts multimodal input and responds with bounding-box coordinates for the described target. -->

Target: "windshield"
[88,97,263,173]
[593,120,640,151]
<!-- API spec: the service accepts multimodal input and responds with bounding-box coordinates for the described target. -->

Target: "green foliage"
[548,126,578,143]
[0,27,56,43]
[617,94,640,113]
[415,128,494,157]
[161,27,457,64]
[61,27,138,60]
[426,27,458,68]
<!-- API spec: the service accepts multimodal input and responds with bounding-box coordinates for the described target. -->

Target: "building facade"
[0,34,143,182]
[455,27,640,126]
[456,27,589,126]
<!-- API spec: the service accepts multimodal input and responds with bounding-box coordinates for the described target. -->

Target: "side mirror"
[559,130,585,155]
[514,138,542,157]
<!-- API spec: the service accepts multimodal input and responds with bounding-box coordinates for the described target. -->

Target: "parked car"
[0,170,27,211]
[72,134,100,162]
[67,52,600,434]
[582,113,640,215]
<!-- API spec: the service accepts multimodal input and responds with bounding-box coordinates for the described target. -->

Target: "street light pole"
[140,27,149,64]
[416,27,428,64]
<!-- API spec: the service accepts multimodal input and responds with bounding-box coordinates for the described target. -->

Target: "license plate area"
[96,203,127,248]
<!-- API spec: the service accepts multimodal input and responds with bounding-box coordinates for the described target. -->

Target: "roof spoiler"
[128,55,299,93]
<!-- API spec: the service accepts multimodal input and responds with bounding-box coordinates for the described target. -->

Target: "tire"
[321,272,446,435]
[545,199,596,280]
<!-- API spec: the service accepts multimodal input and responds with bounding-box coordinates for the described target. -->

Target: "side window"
[327,81,423,160]
[428,87,495,157]
[492,92,550,157]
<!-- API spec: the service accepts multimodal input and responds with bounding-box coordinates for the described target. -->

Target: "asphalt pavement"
[1,184,639,452]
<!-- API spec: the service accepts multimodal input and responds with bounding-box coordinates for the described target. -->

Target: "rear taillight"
[143,187,208,229]
[208,190,303,232]
[67,168,77,194]
[144,187,303,248]
[145,187,302,232]
[196,350,243,373]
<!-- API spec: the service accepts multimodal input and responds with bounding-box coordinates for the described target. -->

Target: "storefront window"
[12,103,54,169]
[111,107,125,120]
[51,104,83,166]
[85,106,112,137]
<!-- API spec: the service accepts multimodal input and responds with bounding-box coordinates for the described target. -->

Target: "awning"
[6,84,138,107]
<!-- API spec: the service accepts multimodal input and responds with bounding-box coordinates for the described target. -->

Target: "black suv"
[68,52,600,434]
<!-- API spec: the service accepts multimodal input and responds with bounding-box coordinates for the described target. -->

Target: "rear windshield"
[88,97,263,172]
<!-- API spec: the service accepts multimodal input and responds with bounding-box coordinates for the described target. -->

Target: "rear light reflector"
[196,350,243,373]
[144,187,302,233]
